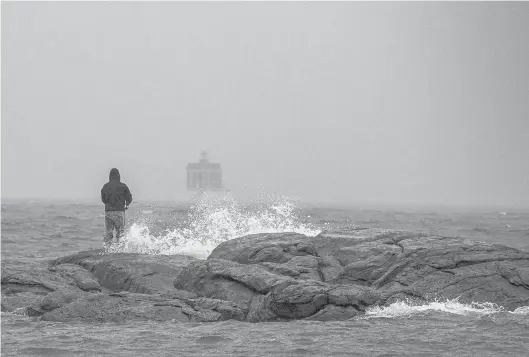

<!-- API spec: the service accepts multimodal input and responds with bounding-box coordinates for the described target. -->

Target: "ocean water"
[2,197,529,356]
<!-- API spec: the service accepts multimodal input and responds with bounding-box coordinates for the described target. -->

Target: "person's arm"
[101,187,107,204]
[124,185,132,207]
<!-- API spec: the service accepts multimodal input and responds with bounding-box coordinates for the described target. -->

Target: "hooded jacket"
[101,168,133,211]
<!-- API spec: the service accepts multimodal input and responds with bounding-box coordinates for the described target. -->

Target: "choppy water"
[2,197,529,356]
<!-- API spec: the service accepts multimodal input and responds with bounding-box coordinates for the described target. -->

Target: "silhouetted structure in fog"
[186,151,223,192]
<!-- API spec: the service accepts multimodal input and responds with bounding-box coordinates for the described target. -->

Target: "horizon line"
[1,196,528,210]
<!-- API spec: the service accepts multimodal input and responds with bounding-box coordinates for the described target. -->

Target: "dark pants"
[104,211,126,243]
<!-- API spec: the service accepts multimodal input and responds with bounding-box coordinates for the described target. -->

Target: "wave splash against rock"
[104,197,322,258]
[3,228,528,323]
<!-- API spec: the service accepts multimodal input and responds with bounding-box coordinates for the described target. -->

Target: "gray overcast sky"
[2,2,529,207]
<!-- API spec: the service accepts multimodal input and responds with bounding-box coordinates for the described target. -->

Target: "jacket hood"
[109,168,120,181]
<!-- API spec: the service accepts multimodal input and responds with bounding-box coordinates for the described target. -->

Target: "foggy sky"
[2,2,529,207]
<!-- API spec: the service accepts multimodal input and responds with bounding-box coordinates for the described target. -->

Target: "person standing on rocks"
[101,168,133,245]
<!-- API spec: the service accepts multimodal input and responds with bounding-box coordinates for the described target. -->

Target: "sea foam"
[363,298,529,318]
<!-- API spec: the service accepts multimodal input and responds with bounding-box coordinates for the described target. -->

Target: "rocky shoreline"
[2,228,529,322]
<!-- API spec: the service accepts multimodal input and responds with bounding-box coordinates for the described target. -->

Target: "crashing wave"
[103,195,322,258]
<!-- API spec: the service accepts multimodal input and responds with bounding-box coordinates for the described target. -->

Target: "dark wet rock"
[391,260,529,309]
[246,295,280,322]
[3,228,529,323]
[175,259,295,304]
[516,267,529,287]
[27,290,85,317]
[380,291,427,307]
[174,256,380,322]
[266,281,329,319]
[180,297,247,322]
[1,263,73,295]
[41,292,246,323]
[41,293,189,323]
[1,262,88,316]
[208,232,316,264]
[304,304,361,321]
[1,251,199,322]
[48,264,101,292]
[260,262,300,277]
[160,289,198,300]
[327,284,381,307]
[197,228,529,316]
[2,250,249,323]
[50,249,196,294]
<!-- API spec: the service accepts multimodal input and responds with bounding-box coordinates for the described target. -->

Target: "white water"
[104,195,322,258]
[364,298,529,318]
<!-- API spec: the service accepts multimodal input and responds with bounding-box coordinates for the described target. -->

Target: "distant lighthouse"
[186,151,223,193]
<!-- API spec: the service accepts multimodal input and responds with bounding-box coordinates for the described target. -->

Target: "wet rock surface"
[51,249,196,294]
[2,229,528,322]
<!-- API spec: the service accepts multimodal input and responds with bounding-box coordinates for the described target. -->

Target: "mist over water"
[104,194,323,258]
[3,2,529,208]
